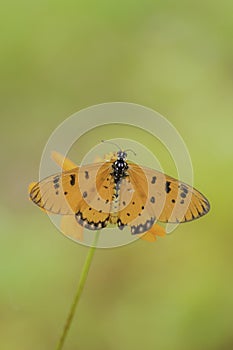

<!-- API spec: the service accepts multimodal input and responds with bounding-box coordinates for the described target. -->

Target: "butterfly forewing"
[30,165,103,215]
[129,164,210,223]
[30,168,80,215]
[30,162,114,217]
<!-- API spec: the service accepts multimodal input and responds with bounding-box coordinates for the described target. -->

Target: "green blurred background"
[1,1,233,349]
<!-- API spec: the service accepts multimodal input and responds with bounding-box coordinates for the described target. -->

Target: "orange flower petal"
[51,151,77,170]
[60,215,84,241]
[139,223,166,242]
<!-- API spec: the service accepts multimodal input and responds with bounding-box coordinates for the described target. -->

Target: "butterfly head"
[117,150,127,160]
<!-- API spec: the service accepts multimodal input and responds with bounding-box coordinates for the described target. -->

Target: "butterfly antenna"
[124,149,137,156]
[101,140,122,151]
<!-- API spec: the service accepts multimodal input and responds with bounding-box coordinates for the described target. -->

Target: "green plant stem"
[55,231,100,350]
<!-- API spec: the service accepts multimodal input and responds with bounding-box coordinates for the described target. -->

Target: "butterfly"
[29,146,210,236]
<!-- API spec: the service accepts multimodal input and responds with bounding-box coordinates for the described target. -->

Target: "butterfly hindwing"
[75,162,114,229]
[117,164,156,234]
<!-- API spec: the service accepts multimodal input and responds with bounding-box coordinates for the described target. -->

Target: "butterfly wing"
[30,162,115,229]
[116,164,157,234]
[75,162,114,229]
[30,156,210,235]
[128,163,210,224]
[30,168,80,215]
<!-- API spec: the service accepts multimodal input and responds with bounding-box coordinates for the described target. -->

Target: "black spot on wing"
[85,171,89,179]
[151,176,156,184]
[180,184,188,193]
[165,181,171,194]
[53,175,60,190]
[117,219,126,230]
[150,196,155,203]
[70,174,76,186]
[53,176,60,184]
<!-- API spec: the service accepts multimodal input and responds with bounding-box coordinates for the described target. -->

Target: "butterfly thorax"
[111,152,128,184]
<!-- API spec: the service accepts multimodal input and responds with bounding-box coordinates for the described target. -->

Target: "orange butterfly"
[29,147,210,237]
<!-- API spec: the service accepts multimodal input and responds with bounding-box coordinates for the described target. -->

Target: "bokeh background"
[1,1,233,349]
